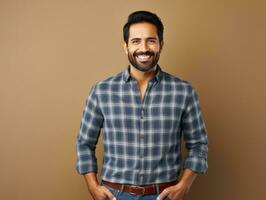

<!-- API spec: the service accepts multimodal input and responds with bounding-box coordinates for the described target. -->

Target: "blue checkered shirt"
[76,65,208,185]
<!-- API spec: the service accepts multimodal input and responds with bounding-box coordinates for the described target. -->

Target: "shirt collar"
[122,65,163,83]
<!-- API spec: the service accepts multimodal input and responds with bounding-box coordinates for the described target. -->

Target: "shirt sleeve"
[76,85,104,174]
[181,85,208,174]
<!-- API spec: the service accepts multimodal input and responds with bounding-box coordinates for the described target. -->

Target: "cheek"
[156,47,162,54]
[128,47,137,53]
[128,49,138,56]
[153,45,161,52]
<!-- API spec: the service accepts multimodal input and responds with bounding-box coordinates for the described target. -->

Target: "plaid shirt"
[76,65,208,185]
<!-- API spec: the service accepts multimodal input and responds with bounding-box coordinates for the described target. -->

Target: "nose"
[139,41,148,52]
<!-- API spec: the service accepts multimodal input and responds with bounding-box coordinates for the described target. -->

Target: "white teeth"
[137,55,150,59]
[136,54,152,62]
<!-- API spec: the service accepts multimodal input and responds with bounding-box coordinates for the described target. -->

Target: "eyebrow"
[130,37,158,41]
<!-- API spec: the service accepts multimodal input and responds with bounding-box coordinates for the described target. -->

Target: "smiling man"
[76,11,208,200]
[125,22,161,73]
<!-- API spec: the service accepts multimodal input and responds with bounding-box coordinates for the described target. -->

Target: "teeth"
[137,55,150,59]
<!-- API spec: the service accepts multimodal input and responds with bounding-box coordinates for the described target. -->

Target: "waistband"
[101,180,177,195]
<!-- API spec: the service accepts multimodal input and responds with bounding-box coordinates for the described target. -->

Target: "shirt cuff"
[183,156,208,174]
[76,160,98,175]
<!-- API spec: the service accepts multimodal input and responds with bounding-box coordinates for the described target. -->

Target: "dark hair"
[123,10,164,44]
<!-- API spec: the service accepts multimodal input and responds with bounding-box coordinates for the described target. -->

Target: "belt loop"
[155,184,160,194]
[120,184,125,192]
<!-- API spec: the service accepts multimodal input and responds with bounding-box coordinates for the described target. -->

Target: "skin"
[83,22,198,200]
[123,22,163,100]
[156,168,197,200]
[124,22,162,73]
[83,172,116,200]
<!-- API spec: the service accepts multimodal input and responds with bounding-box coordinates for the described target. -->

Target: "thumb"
[157,188,169,200]
[104,188,116,200]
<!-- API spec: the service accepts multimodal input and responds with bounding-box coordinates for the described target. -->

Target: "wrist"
[177,169,198,193]
[83,172,100,191]
[176,180,188,190]
[88,181,100,191]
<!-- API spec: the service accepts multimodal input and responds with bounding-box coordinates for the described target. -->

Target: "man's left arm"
[157,86,208,200]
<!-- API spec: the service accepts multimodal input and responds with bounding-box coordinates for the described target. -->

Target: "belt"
[102,180,177,195]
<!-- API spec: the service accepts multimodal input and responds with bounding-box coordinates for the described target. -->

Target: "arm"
[76,85,103,174]
[178,168,198,194]
[181,86,208,174]
[158,86,208,200]
[76,86,115,200]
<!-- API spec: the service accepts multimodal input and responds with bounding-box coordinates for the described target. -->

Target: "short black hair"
[123,10,164,44]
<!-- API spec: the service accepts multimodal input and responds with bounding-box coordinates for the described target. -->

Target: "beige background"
[1,0,266,200]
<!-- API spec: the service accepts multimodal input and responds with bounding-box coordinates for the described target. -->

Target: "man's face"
[124,22,163,72]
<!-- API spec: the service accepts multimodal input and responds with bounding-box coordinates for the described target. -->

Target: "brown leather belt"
[102,180,177,195]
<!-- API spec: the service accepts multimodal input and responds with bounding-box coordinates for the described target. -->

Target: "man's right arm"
[76,86,115,199]
[76,85,103,174]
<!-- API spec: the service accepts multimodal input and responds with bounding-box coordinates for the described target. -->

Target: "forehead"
[128,22,158,39]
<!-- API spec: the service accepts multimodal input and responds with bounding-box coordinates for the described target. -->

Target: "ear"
[159,41,164,52]
[123,43,128,55]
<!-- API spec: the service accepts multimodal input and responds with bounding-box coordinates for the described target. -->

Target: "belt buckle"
[129,185,146,195]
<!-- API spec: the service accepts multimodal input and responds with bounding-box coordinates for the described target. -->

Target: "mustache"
[133,51,154,57]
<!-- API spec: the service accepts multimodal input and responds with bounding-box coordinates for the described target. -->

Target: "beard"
[127,49,161,72]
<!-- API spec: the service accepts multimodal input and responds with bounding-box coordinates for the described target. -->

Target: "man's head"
[123,11,164,44]
[123,11,164,72]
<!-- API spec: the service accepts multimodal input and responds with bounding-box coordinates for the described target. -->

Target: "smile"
[136,54,152,62]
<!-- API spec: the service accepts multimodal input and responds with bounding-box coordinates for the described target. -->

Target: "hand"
[88,184,116,200]
[156,182,188,200]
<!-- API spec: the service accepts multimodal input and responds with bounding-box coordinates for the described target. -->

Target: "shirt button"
[140,109,144,119]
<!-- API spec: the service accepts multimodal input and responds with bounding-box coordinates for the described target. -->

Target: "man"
[76,11,208,200]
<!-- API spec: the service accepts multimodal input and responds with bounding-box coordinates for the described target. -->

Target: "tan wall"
[1,0,265,199]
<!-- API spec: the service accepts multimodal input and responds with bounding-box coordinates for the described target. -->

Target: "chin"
[138,65,156,73]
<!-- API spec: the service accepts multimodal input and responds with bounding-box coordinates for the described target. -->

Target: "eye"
[148,39,157,44]
[131,40,140,44]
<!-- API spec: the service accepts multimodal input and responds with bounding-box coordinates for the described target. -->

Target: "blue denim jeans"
[102,183,171,200]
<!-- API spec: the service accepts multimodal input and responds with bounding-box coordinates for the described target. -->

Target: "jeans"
[103,183,171,200]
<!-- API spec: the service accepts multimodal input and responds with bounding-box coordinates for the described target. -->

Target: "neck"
[130,65,157,84]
